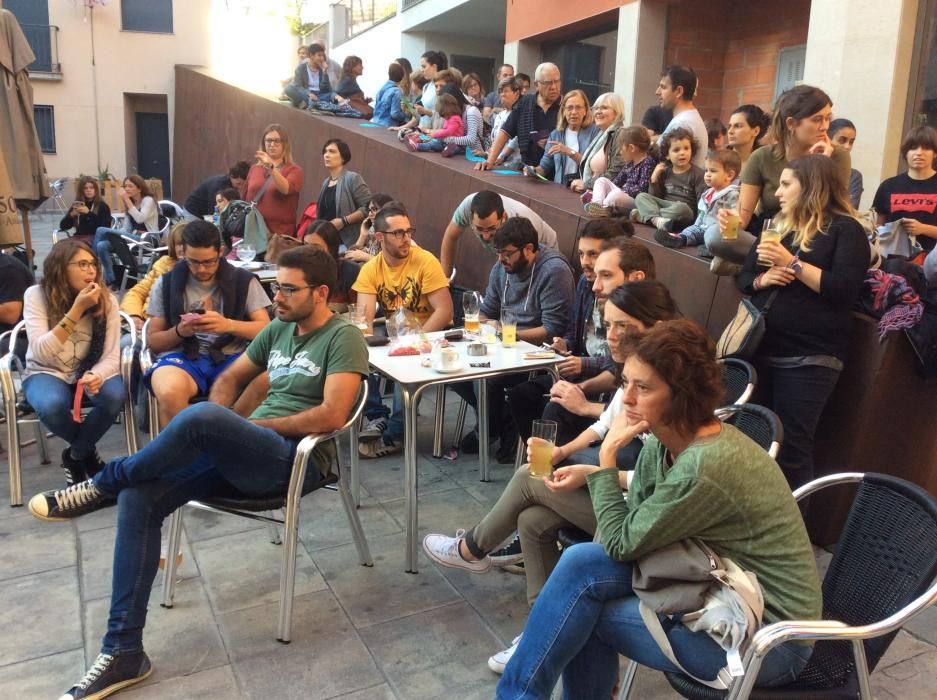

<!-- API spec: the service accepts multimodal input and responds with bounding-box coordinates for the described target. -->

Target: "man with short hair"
[183,160,251,219]
[505,221,638,448]
[353,201,453,457]
[439,190,558,277]
[285,42,335,109]
[0,249,33,361]
[477,62,562,171]
[28,246,370,700]
[145,220,271,425]
[482,63,515,122]
[455,217,575,460]
[656,64,708,167]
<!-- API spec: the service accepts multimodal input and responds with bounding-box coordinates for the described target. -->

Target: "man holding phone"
[144,220,271,426]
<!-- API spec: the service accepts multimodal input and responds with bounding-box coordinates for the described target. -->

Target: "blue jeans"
[23,373,125,459]
[284,84,336,108]
[91,402,305,654]
[416,139,446,152]
[94,227,142,284]
[496,543,811,699]
[363,373,404,443]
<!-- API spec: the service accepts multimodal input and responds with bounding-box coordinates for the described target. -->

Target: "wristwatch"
[788,256,802,275]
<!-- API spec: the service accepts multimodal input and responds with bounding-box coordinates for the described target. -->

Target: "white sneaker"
[488,635,522,674]
[422,529,492,573]
[359,417,388,439]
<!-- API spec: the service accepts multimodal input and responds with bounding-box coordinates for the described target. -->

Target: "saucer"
[432,362,463,374]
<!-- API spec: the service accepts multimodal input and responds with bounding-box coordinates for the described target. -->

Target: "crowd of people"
[5,43,937,700]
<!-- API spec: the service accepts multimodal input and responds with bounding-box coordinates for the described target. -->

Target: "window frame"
[33,104,56,154]
[120,0,174,35]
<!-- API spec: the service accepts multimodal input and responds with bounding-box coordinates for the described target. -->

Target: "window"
[907,0,937,130]
[33,105,56,154]
[774,46,807,101]
[121,0,173,34]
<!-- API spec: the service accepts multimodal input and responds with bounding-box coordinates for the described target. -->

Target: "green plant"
[97,164,114,182]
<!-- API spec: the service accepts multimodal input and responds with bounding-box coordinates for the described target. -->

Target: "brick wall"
[665,0,811,124]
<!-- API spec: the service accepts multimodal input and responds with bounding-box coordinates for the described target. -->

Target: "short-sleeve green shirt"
[741,145,851,216]
[245,314,369,476]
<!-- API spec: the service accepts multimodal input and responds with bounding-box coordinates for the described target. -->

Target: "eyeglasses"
[264,137,283,145]
[564,104,585,112]
[537,79,561,87]
[379,228,415,240]
[472,223,501,235]
[270,282,313,298]
[496,247,522,261]
[68,260,98,272]
[186,257,220,269]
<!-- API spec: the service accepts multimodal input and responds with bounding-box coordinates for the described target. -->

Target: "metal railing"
[402,0,428,9]
[334,0,397,42]
[20,24,61,74]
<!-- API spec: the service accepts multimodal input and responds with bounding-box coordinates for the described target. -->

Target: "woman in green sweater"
[495,319,821,699]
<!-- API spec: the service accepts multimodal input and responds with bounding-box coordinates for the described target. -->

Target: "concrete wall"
[329,13,405,99]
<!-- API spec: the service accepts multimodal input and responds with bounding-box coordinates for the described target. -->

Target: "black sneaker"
[28,479,111,522]
[490,534,524,568]
[61,448,87,487]
[654,228,687,249]
[460,430,479,454]
[83,449,107,479]
[59,651,152,699]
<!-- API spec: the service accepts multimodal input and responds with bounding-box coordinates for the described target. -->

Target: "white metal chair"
[158,381,373,642]
[0,312,138,506]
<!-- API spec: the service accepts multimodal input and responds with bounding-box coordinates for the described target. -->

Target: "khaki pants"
[464,466,597,606]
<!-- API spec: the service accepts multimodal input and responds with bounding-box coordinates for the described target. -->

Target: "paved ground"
[1,213,935,699]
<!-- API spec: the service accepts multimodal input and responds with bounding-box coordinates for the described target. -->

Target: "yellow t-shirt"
[352,245,449,324]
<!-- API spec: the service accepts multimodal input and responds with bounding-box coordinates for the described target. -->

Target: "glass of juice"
[758,218,784,266]
[529,420,557,479]
[501,307,517,347]
[462,291,481,333]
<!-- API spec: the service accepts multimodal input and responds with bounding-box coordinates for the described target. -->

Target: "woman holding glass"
[22,239,124,487]
[59,176,112,246]
[422,281,679,674]
[495,320,820,697]
[737,155,869,490]
[92,175,159,286]
[707,85,851,266]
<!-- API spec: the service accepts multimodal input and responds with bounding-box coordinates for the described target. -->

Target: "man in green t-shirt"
[26,247,369,700]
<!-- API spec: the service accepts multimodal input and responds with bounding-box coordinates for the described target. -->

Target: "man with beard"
[455,217,575,461]
[352,200,452,458]
[28,246,369,700]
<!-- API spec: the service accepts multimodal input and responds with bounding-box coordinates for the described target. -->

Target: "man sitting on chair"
[27,246,370,700]
[144,220,271,426]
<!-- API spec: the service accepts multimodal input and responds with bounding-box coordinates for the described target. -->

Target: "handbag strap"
[760,288,780,313]
[251,172,275,205]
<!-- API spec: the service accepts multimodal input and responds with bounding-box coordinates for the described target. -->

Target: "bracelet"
[787,256,800,270]
[753,273,764,291]
[175,322,184,338]
[341,216,348,227]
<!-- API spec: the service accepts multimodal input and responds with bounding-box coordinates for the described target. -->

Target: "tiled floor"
[1,214,935,698]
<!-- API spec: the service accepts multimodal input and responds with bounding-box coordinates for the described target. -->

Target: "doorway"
[125,93,171,199]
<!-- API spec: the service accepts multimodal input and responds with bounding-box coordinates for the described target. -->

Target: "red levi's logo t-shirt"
[872,171,937,251]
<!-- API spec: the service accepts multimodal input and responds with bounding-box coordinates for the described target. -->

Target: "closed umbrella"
[0,9,51,261]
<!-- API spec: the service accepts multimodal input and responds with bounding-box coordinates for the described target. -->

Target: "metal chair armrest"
[119,311,137,346]
[793,472,864,501]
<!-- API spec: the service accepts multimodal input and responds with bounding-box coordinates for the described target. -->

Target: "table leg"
[478,378,490,482]
[403,385,420,573]
[432,385,445,458]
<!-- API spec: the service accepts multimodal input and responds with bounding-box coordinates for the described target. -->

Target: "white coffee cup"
[440,347,459,369]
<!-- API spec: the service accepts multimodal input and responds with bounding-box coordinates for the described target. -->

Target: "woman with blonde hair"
[569,92,628,194]
[22,238,124,486]
[120,223,186,331]
[738,154,869,489]
[526,89,599,185]
[59,176,112,246]
[243,123,304,239]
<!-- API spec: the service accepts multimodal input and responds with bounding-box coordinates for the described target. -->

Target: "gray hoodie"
[480,247,575,339]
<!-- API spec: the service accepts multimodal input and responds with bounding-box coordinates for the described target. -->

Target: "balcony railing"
[21,24,61,74]
[402,0,428,9]
[334,0,396,42]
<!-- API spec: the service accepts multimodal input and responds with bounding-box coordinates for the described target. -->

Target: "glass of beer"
[529,420,558,479]
[462,291,481,333]
[722,207,740,241]
[501,307,517,347]
[759,218,784,266]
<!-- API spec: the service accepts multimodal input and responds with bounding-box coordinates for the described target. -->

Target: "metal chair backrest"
[721,403,782,459]
[719,358,756,406]
[789,473,937,690]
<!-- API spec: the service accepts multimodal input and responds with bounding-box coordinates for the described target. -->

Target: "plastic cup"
[529,420,557,479]
[501,307,517,347]
[759,219,784,266]
[723,211,740,241]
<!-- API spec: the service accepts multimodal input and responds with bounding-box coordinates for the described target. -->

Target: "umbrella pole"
[19,207,33,271]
